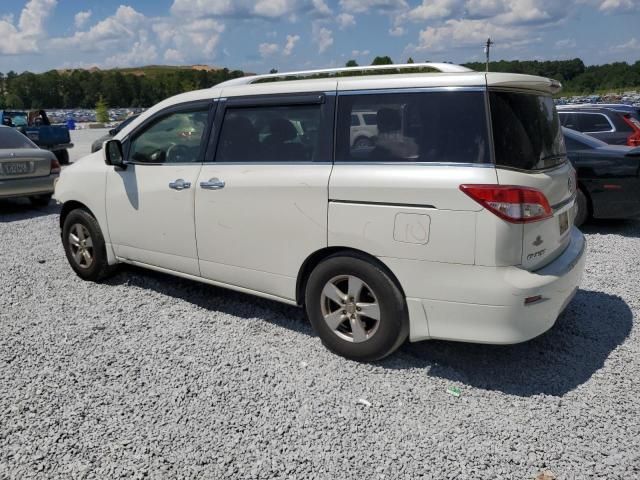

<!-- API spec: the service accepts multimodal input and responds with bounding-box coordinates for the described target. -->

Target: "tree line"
[1,57,639,110]
[0,68,245,110]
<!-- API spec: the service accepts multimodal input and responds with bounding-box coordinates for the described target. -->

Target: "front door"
[194,93,335,300]
[106,102,213,275]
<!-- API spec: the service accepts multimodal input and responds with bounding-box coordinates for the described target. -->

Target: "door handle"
[169,179,191,190]
[200,178,225,190]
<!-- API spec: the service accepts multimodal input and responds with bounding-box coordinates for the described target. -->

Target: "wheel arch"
[295,247,407,306]
[577,181,594,218]
[59,200,98,230]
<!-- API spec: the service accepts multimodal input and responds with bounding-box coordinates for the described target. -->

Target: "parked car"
[91,114,140,153]
[557,105,640,146]
[55,63,585,361]
[350,110,378,148]
[0,110,74,164]
[563,127,640,226]
[0,125,61,206]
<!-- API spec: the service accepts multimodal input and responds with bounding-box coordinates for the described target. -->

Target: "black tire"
[29,194,52,206]
[305,253,409,362]
[353,136,373,149]
[55,149,70,165]
[62,208,116,281]
[575,188,589,227]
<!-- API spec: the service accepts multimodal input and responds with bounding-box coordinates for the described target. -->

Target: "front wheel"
[62,209,116,281]
[305,254,409,361]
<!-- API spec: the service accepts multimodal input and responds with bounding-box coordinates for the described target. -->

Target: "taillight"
[621,115,640,147]
[460,185,553,223]
[50,158,61,174]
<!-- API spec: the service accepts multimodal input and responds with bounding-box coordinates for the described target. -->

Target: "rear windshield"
[0,128,37,149]
[490,91,566,170]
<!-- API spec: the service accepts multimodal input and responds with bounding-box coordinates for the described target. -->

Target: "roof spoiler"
[215,62,474,88]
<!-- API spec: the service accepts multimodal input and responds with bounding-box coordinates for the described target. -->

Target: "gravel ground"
[0,197,639,478]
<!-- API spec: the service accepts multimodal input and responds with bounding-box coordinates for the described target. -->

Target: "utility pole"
[484,38,494,72]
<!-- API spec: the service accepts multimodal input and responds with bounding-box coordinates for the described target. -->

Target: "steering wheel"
[166,143,190,163]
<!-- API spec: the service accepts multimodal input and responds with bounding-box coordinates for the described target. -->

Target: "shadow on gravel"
[393,289,633,397]
[580,218,640,238]
[106,265,313,336]
[0,199,60,223]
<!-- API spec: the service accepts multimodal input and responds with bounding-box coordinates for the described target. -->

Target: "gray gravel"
[1,200,639,479]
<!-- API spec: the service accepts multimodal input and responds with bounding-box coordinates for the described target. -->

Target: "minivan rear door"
[489,90,576,270]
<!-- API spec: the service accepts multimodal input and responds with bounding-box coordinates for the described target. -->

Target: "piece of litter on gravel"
[37,259,46,264]
[446,387,461,397]
[356,398,372,407]
[535,469,556,480]
[300,361,308,368]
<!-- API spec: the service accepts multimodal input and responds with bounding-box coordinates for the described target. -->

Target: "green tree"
[407,57,415,64]
[95,96,109,123]
[345,59,359,67]
[371,56,393,65]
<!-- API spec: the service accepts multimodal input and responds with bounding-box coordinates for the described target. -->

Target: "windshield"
[5,112,28,127]
[490,91,566,170]
[0,127,37,149]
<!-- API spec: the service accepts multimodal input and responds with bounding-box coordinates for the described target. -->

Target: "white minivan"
[55,63,586,361]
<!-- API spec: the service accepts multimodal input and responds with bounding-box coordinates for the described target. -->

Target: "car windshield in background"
[490,91,566,170]
[0,127,37,149]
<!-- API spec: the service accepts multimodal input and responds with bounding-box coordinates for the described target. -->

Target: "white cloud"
[611,37,640,50]
[399,0,462,22]
[50,5,146,52]
[312,0,333,16]
[259,42,280,57]
[74,10,92,28]
[598,0,638,13]
[389,26,406,36]
[164,48,185,63]
[337,13,356,28]
[415,18,528,52]
[351,49,371,56]
[555,38,577,49]
[283,34,300,55]
[313,24,334,53]
[171,0,301,19]
[154,18,225,58]
[0,0,57,55]
[339,0,408,13]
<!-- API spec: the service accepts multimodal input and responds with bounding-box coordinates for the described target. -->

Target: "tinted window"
[579,114,612,132]
[129,109,209,164]
[559,112,579,129]
[363,113,378,125]
[350,114,359,126]
[216,104,322,162]
[336,91,490,164]
[490,91,566,170]
[0,127,37,149]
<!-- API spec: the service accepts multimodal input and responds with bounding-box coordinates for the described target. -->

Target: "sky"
[0,0,639,74]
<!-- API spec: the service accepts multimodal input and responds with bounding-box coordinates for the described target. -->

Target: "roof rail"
[216,62,474,88]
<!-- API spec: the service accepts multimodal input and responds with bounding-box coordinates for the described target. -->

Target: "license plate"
[559,211,569,235]
[2,161,34,175]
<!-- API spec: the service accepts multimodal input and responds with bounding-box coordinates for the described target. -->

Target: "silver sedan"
[0,125,60,206]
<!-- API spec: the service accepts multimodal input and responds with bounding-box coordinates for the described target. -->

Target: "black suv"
[557,105,640,147]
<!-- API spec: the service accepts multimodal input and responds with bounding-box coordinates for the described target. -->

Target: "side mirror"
[109,128,117,136]
[104,139,126,169]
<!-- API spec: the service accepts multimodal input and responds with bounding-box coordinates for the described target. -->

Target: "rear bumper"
[0,175,58,199]
[385,226,586,344]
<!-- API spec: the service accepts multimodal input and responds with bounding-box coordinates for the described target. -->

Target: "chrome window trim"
[337,86,486,96]
[332,161,496,167]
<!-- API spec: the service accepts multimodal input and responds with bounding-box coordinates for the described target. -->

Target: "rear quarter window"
[336,90,490,164]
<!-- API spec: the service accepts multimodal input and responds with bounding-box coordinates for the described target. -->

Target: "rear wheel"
[29,194,52,207]
[575,188,589,227]
[55,149,70,165]
[62,209,116,281]
[305,253,408,361]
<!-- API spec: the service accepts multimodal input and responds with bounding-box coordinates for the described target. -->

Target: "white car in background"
[54,63,585,361]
